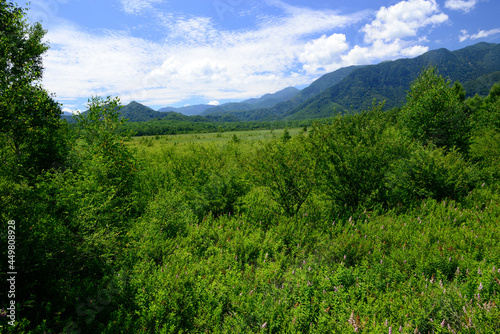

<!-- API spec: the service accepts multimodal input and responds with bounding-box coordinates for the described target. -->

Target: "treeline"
[120,118,315,136]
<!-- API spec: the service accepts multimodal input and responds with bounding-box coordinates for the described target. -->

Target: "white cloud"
[120,0,162,14]
[208,100,220,106]
[470,28,500,39]
[299,34,349,73]
[444,0,478,12]
[362,0,448,43]
[459,28,500,42]
[459,29,470,42]
[43,24,160,100]
[62,107,77,114]
[42,4,366,107]
[342,39,429,65]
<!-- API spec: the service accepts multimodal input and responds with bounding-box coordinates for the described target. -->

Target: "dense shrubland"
[1,3,500,333]
[1,66,499,333]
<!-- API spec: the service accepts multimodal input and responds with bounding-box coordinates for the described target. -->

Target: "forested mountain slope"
[285,42,500,120]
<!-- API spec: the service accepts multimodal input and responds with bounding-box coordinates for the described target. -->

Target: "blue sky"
[20,0,500,112]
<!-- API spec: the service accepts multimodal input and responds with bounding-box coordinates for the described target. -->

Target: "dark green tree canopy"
[0,1,48,86]
[399,67,471,152]
[0,1,66,179]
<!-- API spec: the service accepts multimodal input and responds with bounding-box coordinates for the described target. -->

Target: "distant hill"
[203,65,363,120]
[199,42,500,122]
[120,101,164,122]
[462,71,500,97]
[202,86,300,115]
[158,104,214,116]
[284,42,500,120]
[157,87,300,116]
[243,86,300,107]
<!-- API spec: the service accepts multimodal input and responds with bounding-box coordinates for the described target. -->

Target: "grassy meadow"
[119,125,500,334]
[127,127,305,147]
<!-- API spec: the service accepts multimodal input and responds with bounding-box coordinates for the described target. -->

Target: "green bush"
[399,67,471,152]
[386,144,476,205]
[309,105,412,212]
[469,128,500,185]
[251,134,316,217]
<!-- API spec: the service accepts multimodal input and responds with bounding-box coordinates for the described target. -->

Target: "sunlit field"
[127,127,305,148]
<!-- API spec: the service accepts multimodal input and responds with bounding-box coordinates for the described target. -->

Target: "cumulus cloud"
[342,0,446,67]
[342,39,429,65]
[362,0,448,43]
[459,29,470,42]
[299,34,349,73]
[444,0,478,12]
[208,100,220,106]
[43,3,366,107]
[43,24,160,101]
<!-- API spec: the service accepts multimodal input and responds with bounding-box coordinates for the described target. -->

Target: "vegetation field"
[3,68,500,333]
[127,127,305,148]
[1,2,500,333]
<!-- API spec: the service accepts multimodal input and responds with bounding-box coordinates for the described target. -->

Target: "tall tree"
[399,67,471,152]
[0,1,66,180]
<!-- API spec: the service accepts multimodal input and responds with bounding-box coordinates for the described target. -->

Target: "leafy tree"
[453,81,466,102]
[231,133,240,143]
[478,81,500,130]
[252,135,316,217]
[0,1,67,180]
[468,81,500,183]
[309,103,411,211]
[399,67,471,152]
[73,96,137,202]
[386,144,475,204]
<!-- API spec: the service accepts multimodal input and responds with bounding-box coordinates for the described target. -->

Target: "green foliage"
[386,144,476,205]
[399,67,471,152]
[309,103,411,211]
[0,1,67,180]
[73,96,137,201]
[280,128,291,143]
[453,81,467,102]
[0,2,47,85]
[469,129,500,184]
[469,81,500,131]
[6,118,500,332]
[251,134,316,216]
[231,133,241,143]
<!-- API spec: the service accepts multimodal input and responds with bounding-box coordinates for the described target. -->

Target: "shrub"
[309,104,411,211]
[399,67,471,152]
[386,144,476,204]
[251,134,316,217]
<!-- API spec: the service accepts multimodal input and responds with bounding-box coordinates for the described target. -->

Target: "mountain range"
[66,42,500,123]
[157,86,300,116]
